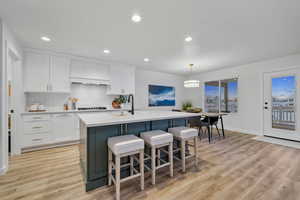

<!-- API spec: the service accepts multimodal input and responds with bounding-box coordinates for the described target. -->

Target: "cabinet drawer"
[24,121,50,134]
[23,133,52,147]
[23,114,50,122]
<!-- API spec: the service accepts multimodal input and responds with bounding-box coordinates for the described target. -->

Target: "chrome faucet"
[128,94,134,115]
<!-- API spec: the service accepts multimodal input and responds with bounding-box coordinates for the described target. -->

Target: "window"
[204,78,238,113]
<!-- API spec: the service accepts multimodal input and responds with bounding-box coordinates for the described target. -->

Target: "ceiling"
[0,0,300,75]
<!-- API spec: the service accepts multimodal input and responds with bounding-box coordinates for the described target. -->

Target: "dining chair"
[201,116,221,140]
[188,117,210,142]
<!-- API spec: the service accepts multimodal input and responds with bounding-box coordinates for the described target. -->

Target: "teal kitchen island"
[78,110,201,191]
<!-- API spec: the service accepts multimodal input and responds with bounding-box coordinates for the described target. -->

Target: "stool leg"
[130,156,134,176]
[157,149,161,166]
[169,142,173,177]
[151,146,156,185]
[108,149,113,186]
[194,137,198,168]
[115,155,121,200]
[181,139,186,172]
[139,150,144,191]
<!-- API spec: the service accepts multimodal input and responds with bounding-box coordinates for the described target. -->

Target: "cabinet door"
[108,65,135,95]
[50,56,71,93]
[24,52,50,92]
[53,114,76,142]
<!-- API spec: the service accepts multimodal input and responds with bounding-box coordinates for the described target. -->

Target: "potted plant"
[182,101,192,111]
[112,95,127,109]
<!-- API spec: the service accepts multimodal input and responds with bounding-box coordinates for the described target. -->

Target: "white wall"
[0,20,23,175]
[186,54,300,135]
[135,69,186,110]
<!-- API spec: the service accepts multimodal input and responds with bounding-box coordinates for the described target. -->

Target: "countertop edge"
[21,109,130,115]
[81,112,202,127]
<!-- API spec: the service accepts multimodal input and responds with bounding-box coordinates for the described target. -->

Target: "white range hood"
[70,77,110,85]
[70,59,111,85]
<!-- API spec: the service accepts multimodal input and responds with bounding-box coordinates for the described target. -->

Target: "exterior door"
[263,68,300,141]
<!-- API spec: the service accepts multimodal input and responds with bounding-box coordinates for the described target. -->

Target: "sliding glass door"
[204,78,238,113]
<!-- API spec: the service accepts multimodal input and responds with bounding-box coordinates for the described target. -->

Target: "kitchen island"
[78,110,201,191]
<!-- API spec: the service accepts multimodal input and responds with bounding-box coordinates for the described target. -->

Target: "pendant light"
[184,64,200,88]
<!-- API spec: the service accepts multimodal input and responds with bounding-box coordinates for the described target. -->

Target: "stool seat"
[108,135,144,155]
[168,127,198,139]
[140,130,173,146]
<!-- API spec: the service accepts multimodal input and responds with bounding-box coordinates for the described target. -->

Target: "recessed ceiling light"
[103,49,110,54]
[185,36,192,42]
[41,36,51,42]
[144,58,149,62]
[131,14,142,23]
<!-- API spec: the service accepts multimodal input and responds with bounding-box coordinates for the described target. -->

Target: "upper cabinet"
[24,52,50,92]
[24,51,71,93]
[50,56,71,93]
[24,50,135,95]
[107,65,135,95]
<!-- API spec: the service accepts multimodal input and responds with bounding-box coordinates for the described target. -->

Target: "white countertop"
[21,108,130,115]
[78,110,202,127]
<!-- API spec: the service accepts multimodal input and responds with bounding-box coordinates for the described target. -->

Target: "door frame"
[262,66,300,140]
[0,38,22,175]
[7,48,21,155]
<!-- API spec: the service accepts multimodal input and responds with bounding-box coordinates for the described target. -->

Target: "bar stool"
[108,135,145,200]
[168,127,198,172]
[140,130,173,185]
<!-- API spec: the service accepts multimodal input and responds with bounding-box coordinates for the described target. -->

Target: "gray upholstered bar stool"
[108,135,145,200]
[140,130,173,185]
[168,127,198,172]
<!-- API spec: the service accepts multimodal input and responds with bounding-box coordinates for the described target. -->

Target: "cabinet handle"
[32,138,43,141]
[33,117,42,120]
[32,126,43,129]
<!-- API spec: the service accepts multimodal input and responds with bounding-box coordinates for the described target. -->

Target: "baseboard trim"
[21,140,80,153]
[224,127,262,136]
[0,165,7,176]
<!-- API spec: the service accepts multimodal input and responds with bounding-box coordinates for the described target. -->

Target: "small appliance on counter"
[28,104,47,112]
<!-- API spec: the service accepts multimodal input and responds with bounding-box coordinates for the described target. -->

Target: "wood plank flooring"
[1,131,300,200]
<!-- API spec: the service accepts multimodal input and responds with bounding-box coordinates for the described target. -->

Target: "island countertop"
[78,110,202,127]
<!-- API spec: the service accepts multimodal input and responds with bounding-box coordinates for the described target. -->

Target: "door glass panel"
[272,76,296,130]
[205,81,219,113]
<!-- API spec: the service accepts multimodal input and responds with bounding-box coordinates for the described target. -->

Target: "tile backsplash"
[26,84,118,110]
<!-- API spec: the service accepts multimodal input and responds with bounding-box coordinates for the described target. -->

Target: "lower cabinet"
[22,113,79,150]
[53,113,78,142]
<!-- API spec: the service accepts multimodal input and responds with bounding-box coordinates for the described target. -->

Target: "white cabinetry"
[24,51,71,93]
[53,114,77,142]
[50,56,71,93]
[22,113,79,150]
[24,52,50,92]
[22,114,53,147]
[107,65,135,95]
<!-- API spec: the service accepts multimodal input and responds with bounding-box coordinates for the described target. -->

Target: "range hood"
[70,77,110,85]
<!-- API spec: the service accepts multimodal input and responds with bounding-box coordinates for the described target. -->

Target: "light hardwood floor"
[1,131,300,200]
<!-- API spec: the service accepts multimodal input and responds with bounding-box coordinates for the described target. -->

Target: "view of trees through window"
[205,78,238,113]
